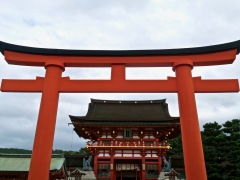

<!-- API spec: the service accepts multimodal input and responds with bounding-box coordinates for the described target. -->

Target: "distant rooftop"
[0,153,64,172]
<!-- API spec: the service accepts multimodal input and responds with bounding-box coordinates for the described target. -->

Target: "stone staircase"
[81,171,97,180]
[158,172,185,180]
[158,172,169,180]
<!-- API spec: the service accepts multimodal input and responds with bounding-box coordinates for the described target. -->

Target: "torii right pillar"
[174,60,207,180]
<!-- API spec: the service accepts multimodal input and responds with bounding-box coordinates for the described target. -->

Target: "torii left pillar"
[28,61,64,180]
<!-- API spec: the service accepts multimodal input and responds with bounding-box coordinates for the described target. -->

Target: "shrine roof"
[0,154,65,172]
[71,168,86,175]
[1,40,240,56]
[70,99,179,124]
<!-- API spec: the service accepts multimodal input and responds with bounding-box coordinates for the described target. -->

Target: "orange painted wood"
[174,62,207,180]
[1,77,238,93]
[4,49,237,67]
[111,64,125,81]
[0,77,44,92]
[59,78,178,93]
[27,65,63,180]
[193,77,240,93]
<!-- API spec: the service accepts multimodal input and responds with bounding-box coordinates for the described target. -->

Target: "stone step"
[81,171,97,180]
[158,172,185,180]
[158,172,169,180]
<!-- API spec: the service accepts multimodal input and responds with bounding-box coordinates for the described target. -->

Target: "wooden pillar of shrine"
[28,62,64,180]
[158,156,162,175]
[141,156,146,180]
[110,155,114,179]
[94,156,98,177]
[173,60,207,180]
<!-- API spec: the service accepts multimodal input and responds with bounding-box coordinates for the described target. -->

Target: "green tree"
[168,119,240,180]
[202,119,240,179]
[0,148,32,154]
[168,135,183,156]
[79,147,90,155]
[221,119,240,179]
[202,121,227,180]
[222,119,240,140]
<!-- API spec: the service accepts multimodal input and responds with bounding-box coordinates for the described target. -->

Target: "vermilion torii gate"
[0,40,240,180]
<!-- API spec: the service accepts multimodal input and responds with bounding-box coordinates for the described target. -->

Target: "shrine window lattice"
[124,129,132,139]
[98,164,110,177]
[146,164,158,178]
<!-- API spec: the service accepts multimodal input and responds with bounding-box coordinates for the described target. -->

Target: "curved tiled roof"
[70,99,179,123]
[0,154,65,172]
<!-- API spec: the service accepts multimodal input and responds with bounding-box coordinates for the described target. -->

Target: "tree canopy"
[168,119,240,180]
[0,147,88,155]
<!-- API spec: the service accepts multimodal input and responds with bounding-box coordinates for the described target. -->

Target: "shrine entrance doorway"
[115,159,141,180]
[116,170,140,180]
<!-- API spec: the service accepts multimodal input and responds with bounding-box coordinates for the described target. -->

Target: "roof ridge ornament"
[90,99,166,104]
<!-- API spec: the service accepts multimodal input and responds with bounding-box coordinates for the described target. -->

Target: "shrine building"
[70,99,181,180]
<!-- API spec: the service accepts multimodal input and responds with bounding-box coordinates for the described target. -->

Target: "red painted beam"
[58,77,177,93]
[193,77,240,93]
[4,49,237,67]
[1,77,239,93]
[0,77,44,92]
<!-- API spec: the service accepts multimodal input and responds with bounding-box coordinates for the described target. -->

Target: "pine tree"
[167,119,240,180]
[202,121,226,180]
[221,119,240,179]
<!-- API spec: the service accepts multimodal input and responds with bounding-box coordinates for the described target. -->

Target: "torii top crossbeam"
[0,40,240,67]
[0,40,239,180]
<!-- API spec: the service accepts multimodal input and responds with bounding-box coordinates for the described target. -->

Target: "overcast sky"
[0,0,239,151]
